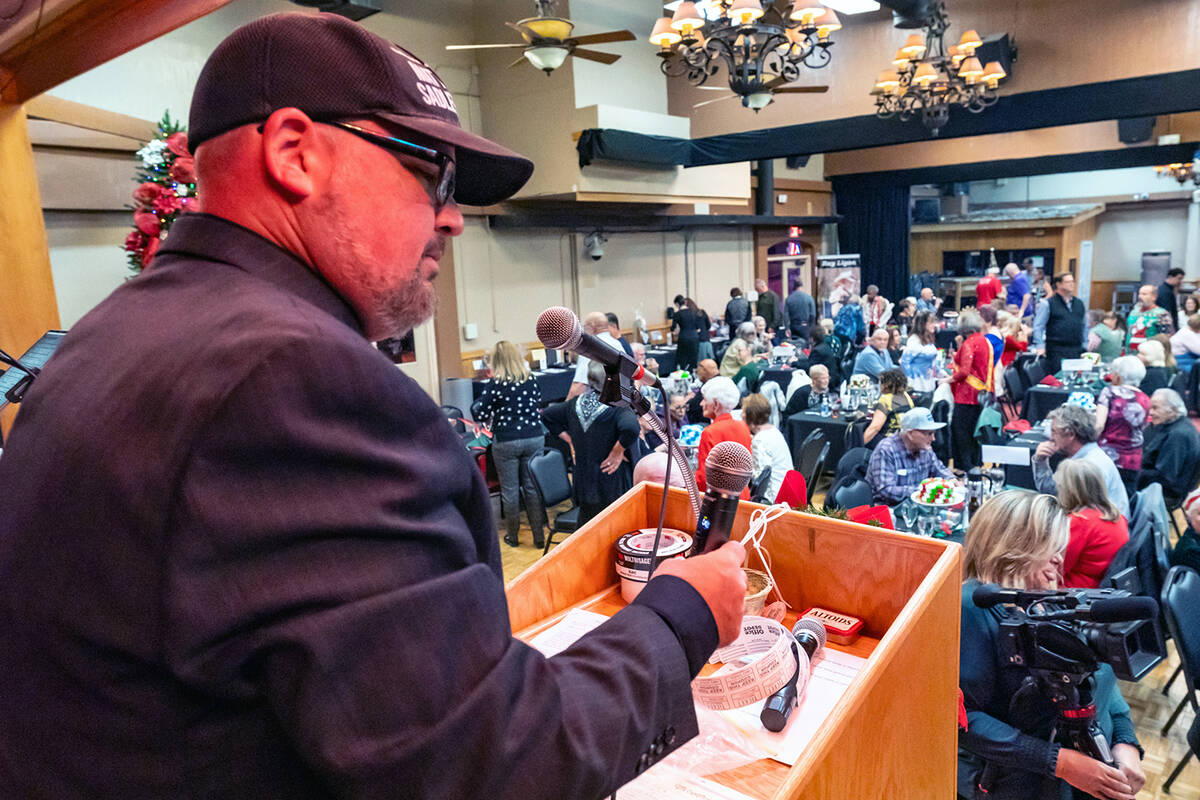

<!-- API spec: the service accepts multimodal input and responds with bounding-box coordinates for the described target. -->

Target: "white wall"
[1092,205,1191,280]
[44,212,130,328]
[570,0,667,114]
[967,166,1184,205]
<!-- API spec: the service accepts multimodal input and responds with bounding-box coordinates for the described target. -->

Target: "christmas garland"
[123,112,196,273]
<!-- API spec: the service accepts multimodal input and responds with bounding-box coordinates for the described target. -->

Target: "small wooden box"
[506,483,962,800]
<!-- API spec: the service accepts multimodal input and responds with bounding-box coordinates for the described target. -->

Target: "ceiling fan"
[445,0,635,75]
[692,78,829,110]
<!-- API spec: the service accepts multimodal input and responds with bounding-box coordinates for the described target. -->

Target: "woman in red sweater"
[949,310,993,471]
[1054,458,1129,588]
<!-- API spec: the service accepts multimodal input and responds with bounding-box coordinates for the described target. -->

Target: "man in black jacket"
[1140,388,1200,501]
[725,287,750,329]
[1039,272,1087,375]
[0,14,747,799]
[1157,267,1185,324]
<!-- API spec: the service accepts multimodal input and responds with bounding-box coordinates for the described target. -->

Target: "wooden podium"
[506,483,963,799]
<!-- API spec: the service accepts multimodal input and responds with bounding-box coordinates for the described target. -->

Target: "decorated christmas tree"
[123,111,196,273]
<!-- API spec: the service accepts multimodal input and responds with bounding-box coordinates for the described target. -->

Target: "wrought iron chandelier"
[871,1,1006,136]
[1155,155,1200,187]
[649,1,839,111]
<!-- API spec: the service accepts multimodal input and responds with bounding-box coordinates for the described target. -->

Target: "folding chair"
[525,449,580,555]
[1160,566,1200,793]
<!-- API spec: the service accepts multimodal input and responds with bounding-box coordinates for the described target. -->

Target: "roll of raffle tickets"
[614,529,693,603]
[691,616,799,710]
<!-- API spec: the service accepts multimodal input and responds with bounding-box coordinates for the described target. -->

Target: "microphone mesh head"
[536,307,582,351]
[705,442,754,495]
[794,617,828,650]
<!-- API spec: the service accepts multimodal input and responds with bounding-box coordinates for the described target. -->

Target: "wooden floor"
[496,488,1198,798]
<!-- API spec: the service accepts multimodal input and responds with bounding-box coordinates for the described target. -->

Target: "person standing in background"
[472,341,547,549]
[670,299,703,372]
[784,277,816,345]
[725,287,750,330]
[1157,267,1185,324]
[568,311,621,399]
[975,266,1002,308]
[859,284,892,334]
[606,312,635,358]
[1004,262,1032,319]
[1033,273,1088,374]
[691,298,716,363]
[1126,284,1175,349]
[948,310,992,471]
[754,278,782,336]
[1088,309,1124,362]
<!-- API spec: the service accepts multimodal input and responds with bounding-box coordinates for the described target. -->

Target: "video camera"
[972,583,1164,769]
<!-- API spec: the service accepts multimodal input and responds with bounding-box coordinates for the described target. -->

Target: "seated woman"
[863,368,914,446]
[1088,309,1124,362]
[541,362,640,526]
[1054,459,1129,588]
[1095,356,1150,470]
[720,322,764,378]
[782,364,834,416]
[1170,313,1200,374]
[959,491,1145,800]
[1136,338,1171,396]
[742,393,791,503]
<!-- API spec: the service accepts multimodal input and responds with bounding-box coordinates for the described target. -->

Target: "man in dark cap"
[0,13,746,799]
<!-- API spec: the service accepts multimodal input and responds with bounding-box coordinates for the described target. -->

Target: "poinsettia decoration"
[123,111,196,273]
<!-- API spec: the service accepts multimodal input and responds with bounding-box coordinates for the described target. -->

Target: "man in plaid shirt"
[866,407,959,504]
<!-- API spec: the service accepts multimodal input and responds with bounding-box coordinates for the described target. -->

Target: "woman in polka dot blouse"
[472,341,547,548]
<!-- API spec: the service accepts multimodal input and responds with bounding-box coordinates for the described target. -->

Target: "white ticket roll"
[692,616,798,711]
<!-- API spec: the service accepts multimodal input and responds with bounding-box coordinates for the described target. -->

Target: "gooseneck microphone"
[688,441,754,556]
[761,617,828,732]
[536,306,657,385]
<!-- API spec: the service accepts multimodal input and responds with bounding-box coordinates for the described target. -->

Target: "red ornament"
[142,236,162,268]
[124,230,148,253]
[165,132,190,157]
[152,193,183,216]
[134,209,161,237]
[169,156,195,184]
[132,181,164,206]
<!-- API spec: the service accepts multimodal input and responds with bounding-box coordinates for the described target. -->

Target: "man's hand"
[1054,747,1135,800]
[1112,744,1145,796]
[653,541,748,646]
[1034,441,1057,461]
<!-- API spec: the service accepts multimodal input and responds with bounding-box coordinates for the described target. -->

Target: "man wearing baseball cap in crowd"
[865,407,960,505]
[0,13,747,798]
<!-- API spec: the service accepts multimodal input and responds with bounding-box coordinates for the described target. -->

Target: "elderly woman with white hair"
[696,376,752,497]
[1140,388,1200,501]
[719,321,764,378]
[1135,338,1171,395]
[1095,355,1150,470]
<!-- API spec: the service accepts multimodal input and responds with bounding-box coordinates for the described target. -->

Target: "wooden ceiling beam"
[0,0,235,104]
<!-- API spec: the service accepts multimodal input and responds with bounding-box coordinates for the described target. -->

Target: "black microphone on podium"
[535,306,658,386]
[761,617,828,732]
[688,441,754,556]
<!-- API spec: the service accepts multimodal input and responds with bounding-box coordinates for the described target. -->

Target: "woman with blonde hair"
[471,341,546,548]
[1138,336,1173,395]
[958,490,1144,800]
[1053,459,1129,588]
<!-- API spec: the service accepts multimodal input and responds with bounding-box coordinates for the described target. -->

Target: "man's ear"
[260,108,330,202]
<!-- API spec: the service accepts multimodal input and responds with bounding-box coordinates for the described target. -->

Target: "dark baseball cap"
[188,13,534,206]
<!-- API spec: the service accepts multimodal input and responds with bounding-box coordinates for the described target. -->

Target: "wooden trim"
[0,0,237,104]
[912,218,1071,234]
[24,94,155,142]
[575,191,750,205]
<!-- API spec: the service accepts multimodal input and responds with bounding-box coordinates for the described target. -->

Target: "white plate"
[910,486,966,507]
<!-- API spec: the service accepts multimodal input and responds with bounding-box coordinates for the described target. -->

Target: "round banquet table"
[783,410,863,472]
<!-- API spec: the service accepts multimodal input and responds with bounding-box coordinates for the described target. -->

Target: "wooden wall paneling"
[0,0,236,104]
[910,226,1066,274]
[0,102,59,436]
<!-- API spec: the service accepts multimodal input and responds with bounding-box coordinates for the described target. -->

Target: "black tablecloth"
[784,411,860,472]
[1000,430,1057,490]
[645,346,676,376]
[1022,386,1073,423]
[471,368,575,406]
[761,367,796,389]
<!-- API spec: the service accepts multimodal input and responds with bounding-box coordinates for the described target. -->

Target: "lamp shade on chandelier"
[1156,154,1200,187]
[650,1,838,111]
[871,1,1008,136]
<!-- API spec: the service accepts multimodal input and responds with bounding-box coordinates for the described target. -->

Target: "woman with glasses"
[958,491,1144,800]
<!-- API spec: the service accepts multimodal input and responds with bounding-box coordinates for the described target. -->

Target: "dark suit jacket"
[0,214,714,799]
[1141,415,1200,500]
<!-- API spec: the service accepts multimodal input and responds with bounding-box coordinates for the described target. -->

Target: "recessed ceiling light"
[820,0,882,13]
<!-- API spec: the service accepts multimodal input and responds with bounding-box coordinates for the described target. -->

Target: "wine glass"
[896,501,918,532]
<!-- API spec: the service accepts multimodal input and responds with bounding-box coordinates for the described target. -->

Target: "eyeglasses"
[325,121,456,208]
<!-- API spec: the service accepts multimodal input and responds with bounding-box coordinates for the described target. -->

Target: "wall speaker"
[1118,117,1157,145]
[290,0,381,21]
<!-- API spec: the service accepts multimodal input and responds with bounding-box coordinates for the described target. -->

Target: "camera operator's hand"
[1112,743,1146,795]
[1054,747,1135,800]
[653,541,747,647]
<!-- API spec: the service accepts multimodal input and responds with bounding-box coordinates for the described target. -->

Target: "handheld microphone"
[687,441,754,556]
[761,617,827,732]
[536,306,658,385]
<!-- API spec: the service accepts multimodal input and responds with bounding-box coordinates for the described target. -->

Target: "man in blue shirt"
[1004,262,1032,318]
[852,327,893,379]
[866,407,958,504]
